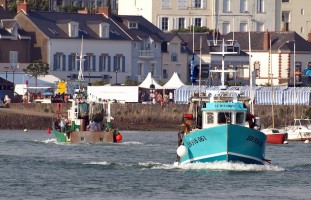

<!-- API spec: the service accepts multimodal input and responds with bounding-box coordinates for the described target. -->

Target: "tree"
[171,26,211,33]
[23,60,49,87]
[7,0,49,14]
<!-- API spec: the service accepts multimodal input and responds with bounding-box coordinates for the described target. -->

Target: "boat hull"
[266,133,287,144]
[53,128,114,144]
[287,130,311,141]
[261,129,288,144]
[178,124,267,165]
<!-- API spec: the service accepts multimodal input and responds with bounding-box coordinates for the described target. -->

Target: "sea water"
[0,130,310,200]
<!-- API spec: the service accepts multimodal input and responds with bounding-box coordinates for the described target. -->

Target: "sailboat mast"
[199,36,202,94]
[270,37,275,128]
[248,18,254,114]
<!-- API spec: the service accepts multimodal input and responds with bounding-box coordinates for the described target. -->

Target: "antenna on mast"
[77,36,85,81]
[209,39,236,88]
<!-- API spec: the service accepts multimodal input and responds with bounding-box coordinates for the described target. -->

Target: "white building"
[118,0,281,34]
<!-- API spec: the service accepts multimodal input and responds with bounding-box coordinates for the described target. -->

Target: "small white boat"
[285,119,311,141]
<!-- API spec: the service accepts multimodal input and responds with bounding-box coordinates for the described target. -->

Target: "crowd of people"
[139,90,174,108]
[20,92,70,103]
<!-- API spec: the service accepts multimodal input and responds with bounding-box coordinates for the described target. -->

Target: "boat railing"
[191,91,250,103]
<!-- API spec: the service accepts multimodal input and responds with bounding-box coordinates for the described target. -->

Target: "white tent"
[163,72,185,89]
[138,72,163,89]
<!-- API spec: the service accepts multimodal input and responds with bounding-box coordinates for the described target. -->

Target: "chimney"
[77,7,89,14]
[97,7,109,17]
[17,0,28,14]
[263,29,270,50]
[0,0,8,10]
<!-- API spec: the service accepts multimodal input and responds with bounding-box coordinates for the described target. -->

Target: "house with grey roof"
[15,4,132,83]
[108,14,164,83]
[225,31,311,86]
[14,1,165,85]
[0,5,31,76]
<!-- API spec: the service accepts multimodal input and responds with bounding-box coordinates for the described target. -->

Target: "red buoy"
[47,127,51,134]
[116,134,122,142]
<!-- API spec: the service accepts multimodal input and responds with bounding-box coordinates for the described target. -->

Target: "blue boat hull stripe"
[179,152,264,165]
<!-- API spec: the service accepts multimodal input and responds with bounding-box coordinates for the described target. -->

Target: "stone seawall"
[1,103,310,130]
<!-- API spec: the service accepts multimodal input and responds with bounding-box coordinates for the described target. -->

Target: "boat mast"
[209,39,236,88]
[77,36,85,82]
[199,36,202,96]
[270,37,275,128]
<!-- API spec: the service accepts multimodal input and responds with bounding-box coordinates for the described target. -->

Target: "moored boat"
[285,118,311,141]
[261,128,288,144]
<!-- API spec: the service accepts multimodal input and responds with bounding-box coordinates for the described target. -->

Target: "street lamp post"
[88,68,91,85]
[11,64,18,86]
[293,41,296,119]
[4,67,9,90]
[115,67,118,85]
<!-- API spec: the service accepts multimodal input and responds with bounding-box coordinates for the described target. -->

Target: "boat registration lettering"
[246,135,264,147]
[215,104,234,108]
[187,135,207,147]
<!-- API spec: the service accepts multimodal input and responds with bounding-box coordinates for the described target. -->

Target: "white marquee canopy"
[163,72,185,89]
[138,72,163,89]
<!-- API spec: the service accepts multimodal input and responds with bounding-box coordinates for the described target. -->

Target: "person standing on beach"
[169,91,174,103]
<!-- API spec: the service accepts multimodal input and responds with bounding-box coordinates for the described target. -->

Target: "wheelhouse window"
[218,112,232,124]
[206,112,214,124]
[236,113,245,124]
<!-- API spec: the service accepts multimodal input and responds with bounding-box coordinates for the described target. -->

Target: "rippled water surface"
[0,130,310,200]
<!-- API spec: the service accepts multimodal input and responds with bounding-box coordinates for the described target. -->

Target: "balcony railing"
[139,50,155,59]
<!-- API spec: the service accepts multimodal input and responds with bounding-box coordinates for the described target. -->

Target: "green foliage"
[58,6,82,13]
[8,0,49,14]
[7,1,16,14]
[124,76,139,86]
[171,26,211,33]
[23,60,49,86]
[305,108,311,118]
[92,79,110,86]
[157,80,165,86]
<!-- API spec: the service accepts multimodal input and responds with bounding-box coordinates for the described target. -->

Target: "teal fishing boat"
[176,90,267,165]
[175,39,267,165]
[52,96,122,144]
